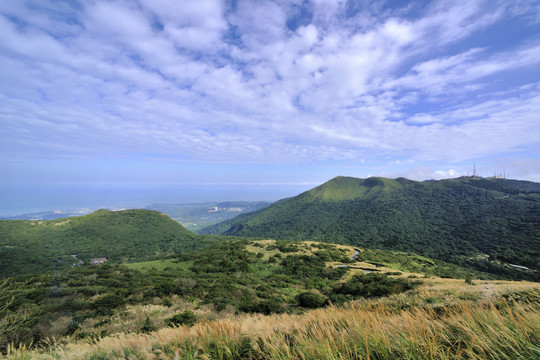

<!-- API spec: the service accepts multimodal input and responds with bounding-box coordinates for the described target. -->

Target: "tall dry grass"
[6,294,539,360]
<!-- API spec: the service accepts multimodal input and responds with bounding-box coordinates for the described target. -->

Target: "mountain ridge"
[199,176,540,280]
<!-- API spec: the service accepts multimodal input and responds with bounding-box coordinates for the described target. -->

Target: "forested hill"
[0,209,212,277]
[199,176,540,280]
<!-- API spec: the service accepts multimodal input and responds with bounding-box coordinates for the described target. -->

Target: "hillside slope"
[5,237,540,359]
[200,176,540,280]
[0,209,211,277]
[4,237,519,353]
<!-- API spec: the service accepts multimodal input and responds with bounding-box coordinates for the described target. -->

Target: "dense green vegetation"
[0,209,214,277]
[0,240,423,352]
[200,176,540,280]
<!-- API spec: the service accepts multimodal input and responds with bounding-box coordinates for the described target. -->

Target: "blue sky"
[1,0,540,205]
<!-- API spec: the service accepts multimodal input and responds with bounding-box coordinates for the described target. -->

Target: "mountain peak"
[199,175,539,281]
[308,176,403,201]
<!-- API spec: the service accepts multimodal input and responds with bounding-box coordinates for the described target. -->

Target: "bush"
[141,316,156,333]
[155,282,182,296]
[93,294,125,315]
[335,273,418,298]
[165,310,197,327]
[256,285,274,299]
[240,298,285,315]
[326,293,349,306]
[297,292,326,308]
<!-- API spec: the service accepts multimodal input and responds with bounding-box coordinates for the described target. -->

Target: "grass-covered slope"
[1,239,425,351]
[199,176,540,280]
[21,293,539,360]
[4,238,540,359]
[0,209,212,277]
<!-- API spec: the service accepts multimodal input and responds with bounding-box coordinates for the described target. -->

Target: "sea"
[0,183,312,216]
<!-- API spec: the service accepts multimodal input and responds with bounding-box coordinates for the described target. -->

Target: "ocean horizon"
[0,183,312,216]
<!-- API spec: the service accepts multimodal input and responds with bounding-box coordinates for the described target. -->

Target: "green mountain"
[199,176,540,280]
[0,209,212,277]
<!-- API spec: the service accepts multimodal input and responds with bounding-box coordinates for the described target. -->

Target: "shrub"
[66,318,80,335]
[335,273,418,298]
[93,294,125,315]
[141,316,156,333]
[256,285,274,299]
[165,310,197,327]
[155,282,182,296]
[240,298,286,315]
[326,293,349,306]
[297,292,326,308]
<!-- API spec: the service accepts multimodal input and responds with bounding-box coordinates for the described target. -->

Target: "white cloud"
[140,0,227,51]
[414,0,504,47]
[0,0,539,181]
[229,0,287,49]
[390,44,540,96]
[434,169,461,178]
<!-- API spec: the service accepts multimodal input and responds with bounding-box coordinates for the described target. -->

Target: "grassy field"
[6,278,539,359]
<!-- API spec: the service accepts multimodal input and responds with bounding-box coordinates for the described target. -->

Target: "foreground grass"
[7,285,539,360]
